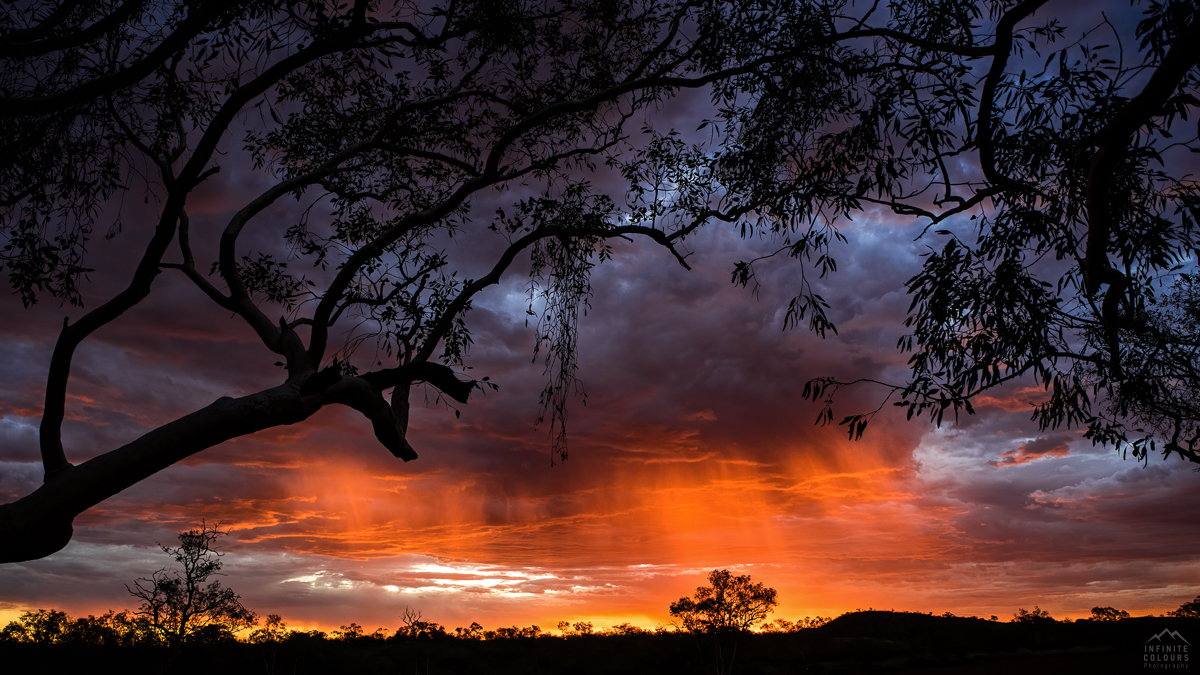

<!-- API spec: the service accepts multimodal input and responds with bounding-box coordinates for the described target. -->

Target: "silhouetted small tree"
[249,614,288,644]
[333,623,365,641]
[1090,606,1131,621]
[760,616,831,633]
[249,614,288,675]
[396,606,447,640]
[1169,597,1200,619]
[454,622,484,640]
[1011,607,1056,624]
[671,569,778,675]
[126,523,257,653]
[603,623,648,636]
[670,569,778,633]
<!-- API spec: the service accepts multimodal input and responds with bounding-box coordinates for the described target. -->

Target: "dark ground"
[1,611,1194,674]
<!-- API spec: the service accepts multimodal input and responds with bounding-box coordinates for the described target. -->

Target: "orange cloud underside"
[19,380,1197,635]
[73,411,999,630]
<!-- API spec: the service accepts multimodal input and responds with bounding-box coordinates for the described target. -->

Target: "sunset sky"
[2,1,1199,637]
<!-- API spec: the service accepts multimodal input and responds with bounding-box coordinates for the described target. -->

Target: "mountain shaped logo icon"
[1147,629,1190,644]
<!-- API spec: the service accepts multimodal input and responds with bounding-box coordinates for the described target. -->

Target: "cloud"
[988,434,1074,467]
[4,204,1197,631]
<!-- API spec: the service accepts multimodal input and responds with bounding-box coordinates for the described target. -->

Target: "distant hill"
[798,611,1197,673]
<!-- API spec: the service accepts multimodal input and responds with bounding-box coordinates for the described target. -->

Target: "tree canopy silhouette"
[1089,606,1130,621]
[1011,606,1055,624]
[2,0,1199,563]
[669,569,778,633]
[787,0,1200,461]
[1169,596,1200,618]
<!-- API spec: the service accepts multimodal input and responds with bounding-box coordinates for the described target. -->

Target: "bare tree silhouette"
[126,523,256,654]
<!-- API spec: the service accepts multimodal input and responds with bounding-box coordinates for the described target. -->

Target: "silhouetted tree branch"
[4,0,922,561]
[4,0,1198,565]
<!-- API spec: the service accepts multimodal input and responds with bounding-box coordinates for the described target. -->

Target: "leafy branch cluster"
[753,0,1200,461]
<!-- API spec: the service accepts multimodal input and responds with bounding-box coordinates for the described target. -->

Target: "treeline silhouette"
[5,544,1197,674]
[3,605,1197,674]
[0,606,833,645]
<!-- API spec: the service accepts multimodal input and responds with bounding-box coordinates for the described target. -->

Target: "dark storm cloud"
[987,434,1075,466]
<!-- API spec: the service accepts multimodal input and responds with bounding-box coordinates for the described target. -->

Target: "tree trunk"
[0,382,321,563]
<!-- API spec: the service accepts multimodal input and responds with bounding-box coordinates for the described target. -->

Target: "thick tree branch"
[0,2,232,116]
[0,0,144,58]
[159,210,236,311]
[219,141,382,356]
[0,0,83,46]
[5,360,464,562]
[1084,9,1200,375]
[976,0,1051,190]
[360,361,474,404]
[8,381,327,562]
[36,21,421,478]
[323,377,419,460]
[1085,10,1200,294]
